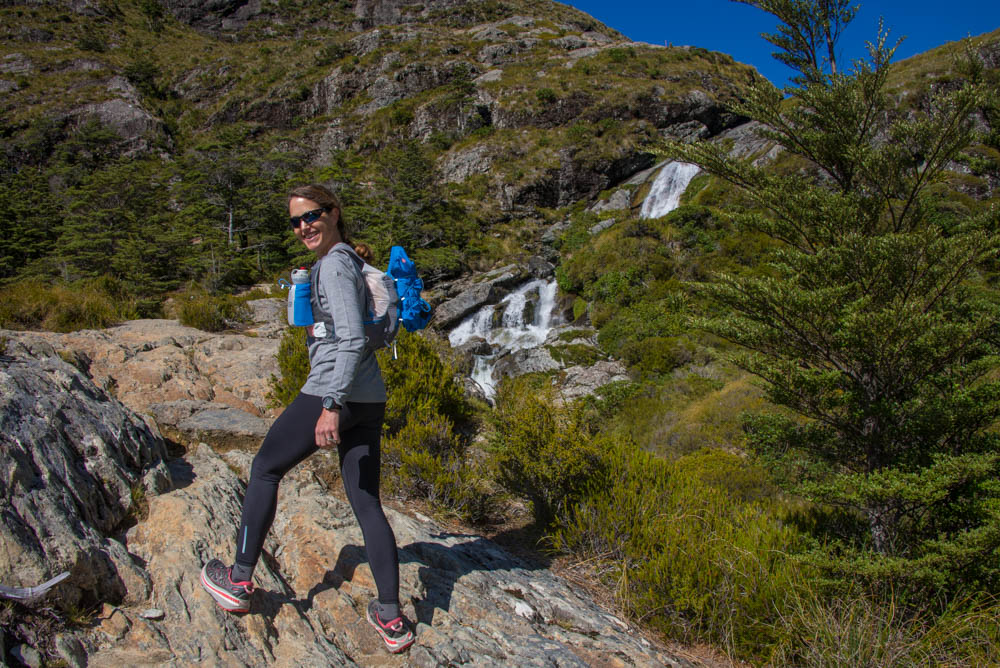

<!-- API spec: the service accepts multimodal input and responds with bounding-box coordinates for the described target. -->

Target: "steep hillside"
[0,0,756,289]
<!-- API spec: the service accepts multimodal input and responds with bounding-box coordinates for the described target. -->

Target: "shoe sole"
[366,605,415,653]
[200,565,251,613]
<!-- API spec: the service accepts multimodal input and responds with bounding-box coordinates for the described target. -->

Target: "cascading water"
[448,163,697,397]
[449,279,559,399]
[640,161,700,219]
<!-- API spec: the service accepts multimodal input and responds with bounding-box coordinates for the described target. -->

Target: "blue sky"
[563,1,1000,87]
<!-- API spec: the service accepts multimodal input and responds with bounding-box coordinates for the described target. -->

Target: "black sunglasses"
[289,207,329,229]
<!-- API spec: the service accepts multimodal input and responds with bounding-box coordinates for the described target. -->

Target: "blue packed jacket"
[387,246,432,332]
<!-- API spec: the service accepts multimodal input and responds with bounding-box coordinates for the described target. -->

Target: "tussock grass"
[0,277,137,332]
[177,292,251,332]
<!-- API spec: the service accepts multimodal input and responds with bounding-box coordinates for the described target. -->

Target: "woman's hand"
[315,409,340,448]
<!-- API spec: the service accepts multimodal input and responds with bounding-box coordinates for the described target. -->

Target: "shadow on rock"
[400,534,546,628]
[167,457,196,491]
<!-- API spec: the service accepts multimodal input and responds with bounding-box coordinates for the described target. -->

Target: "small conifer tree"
[670,1,1000,594]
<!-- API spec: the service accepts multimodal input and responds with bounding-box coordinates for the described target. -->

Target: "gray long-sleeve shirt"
[301,243,386,405]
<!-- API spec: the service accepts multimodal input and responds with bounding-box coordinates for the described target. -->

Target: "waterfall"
[449,279,559,398]
[640,161,700,219]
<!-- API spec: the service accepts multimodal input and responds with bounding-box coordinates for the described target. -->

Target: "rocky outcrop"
[161,0,266,33]
[1,308,284,455]
[309,57,481,120]
[0,339,172,609]
[353,0,468,29]
[559,360,631,402]
[714,120,781,163]
[0,336,684,667]
[438,143,495,183]
[3,318,280,417]
[70,76,165,156]
[0,53,33,75]
[73,97,162,154]
[53,440,684,666]
[590,188,633,214]
[484,326,630,401]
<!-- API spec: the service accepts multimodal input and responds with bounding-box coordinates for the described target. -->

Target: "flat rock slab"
[150,400,272,450]
[2,319,281,424]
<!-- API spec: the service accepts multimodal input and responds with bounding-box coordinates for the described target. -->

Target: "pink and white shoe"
[366,599,415,653]
[200,559,254,613]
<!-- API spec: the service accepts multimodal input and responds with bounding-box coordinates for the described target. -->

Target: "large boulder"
[432,265,526,330]
[0,338,172,608]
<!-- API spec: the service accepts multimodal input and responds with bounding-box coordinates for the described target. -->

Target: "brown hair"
[288,184,350,245]
[353,243,374,264]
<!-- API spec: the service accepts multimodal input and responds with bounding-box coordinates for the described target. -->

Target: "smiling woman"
[199,184,416,654]
[288,184,350,256]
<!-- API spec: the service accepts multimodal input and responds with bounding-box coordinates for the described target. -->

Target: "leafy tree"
[173,134,298,288]
[56,158,181,295]
[0,167,52,282]
[734,0,857,80]
[670,2,1000,594]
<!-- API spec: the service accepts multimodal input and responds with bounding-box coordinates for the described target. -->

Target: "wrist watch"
[322,396,341,411]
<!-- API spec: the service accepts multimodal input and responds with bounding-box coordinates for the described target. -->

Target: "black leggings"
[234,393,399,607]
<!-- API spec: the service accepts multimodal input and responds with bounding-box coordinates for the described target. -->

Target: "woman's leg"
[232,393,323,578]
[336,402,400,618]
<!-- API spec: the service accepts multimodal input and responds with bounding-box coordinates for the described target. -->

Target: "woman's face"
[289,196,341,257]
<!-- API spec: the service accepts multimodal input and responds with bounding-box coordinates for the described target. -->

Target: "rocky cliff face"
[0,327,688,667]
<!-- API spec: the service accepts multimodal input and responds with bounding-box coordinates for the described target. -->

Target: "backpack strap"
[335,245,381,328]
[310,246,366,339]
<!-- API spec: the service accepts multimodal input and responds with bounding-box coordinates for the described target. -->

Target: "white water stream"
[447,164,697,397]
[448,279,559,399]
[639,161,700,219]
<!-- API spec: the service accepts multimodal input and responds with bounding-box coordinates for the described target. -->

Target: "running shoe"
[366,599,415,653]
[200,559,254,613]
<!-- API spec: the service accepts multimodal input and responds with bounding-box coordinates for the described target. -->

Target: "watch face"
[323,397,339,410]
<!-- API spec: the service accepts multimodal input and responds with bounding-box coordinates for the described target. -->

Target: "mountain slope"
[1,0,757,287]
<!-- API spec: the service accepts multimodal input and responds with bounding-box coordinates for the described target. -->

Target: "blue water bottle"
[287,267,314,326]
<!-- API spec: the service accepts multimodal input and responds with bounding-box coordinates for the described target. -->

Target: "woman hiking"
[199,184,414,654]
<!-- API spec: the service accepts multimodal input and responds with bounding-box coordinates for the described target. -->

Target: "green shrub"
[379,330,473,433]
[489,378,609,525]
[618,335,697,377]
[550,445,806,658]
[596,299,688,356]
[315,42,347,66]
[546,343,603,367]
[536,88,557,105]
[0,277,137,332]
[268,326,309,408]
[655,375,769,456]
[573,380,645,420]
[769,590,1000,667]
[410,246,465,281]
[77,33,106,52]
[382,410,496,525]
[178,293,251,332]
